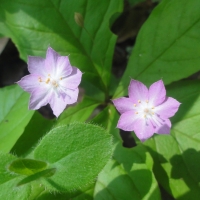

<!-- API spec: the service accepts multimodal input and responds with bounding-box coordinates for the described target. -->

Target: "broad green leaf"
[0,85,34,152]
[33,122,112,192]
[94,144,161,200]
[114,0,200,98]
[0,0,123,95]
[144,80,200,199]
[8,158,48,175]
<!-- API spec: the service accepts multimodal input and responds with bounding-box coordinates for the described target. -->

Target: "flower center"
[38,74,62,88]
[134,100,154,119]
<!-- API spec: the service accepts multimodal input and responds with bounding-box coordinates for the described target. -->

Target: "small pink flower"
[112,79,180,141]
[17,47,82,117]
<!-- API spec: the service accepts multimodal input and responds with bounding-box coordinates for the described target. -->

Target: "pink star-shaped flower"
[17,47,82,117]
[112,79,180,141]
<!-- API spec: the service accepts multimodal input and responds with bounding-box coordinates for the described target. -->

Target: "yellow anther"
[60,77,62,80]
[146,100,149,103]
[135,112,138,114]
[144,114,146,118]
[45,78,50,84]
[134,104,137,107]
[48,74,51,76]
[138,100,141,103]
[152,112,154,115]
[151,106,154,109]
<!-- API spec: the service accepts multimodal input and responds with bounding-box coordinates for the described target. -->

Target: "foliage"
[0,0,200,199]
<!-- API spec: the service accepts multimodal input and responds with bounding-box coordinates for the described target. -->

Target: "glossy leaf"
[0,0,123,95]
[0,85,34,152]
[114,0,200,97]
[33,122,112,192]
[94,143,161,200]
[144,80,200,199]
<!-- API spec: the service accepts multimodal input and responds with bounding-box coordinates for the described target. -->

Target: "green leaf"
[91,105,122,143]
[0,152,32,200]
[11,111,55,157]
[0,85,34,152]
[56,96,100,126]
[114,0,200,97]
[17,168,56,186]
[94,144,161,200]
[0,0,123,95]
[8,158,48,175]
[33,122,112,192]
[144,80,200,199]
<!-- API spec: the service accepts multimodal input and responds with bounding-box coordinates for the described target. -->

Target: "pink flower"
[17,47,82,117]
[112,79,180,141]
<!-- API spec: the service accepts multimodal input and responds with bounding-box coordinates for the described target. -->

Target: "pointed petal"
[28,56,46,75]
[117,111,138,131]
[29,87,51,110]
[154,118,171,134]
[49,93,68,117]
[155,97,181,118]
[56,56,72,77]
[112,97,136,114]
[60,67,82,89]
[17,74,43,93]
[128,79,148,103]
[133,118,154,142]
[45,47,60,74]
[149,80,166,106]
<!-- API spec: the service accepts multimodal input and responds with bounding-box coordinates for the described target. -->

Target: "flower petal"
[29,87,52,110]
[60,67,82,89]
[149,80,166,106]
[17,74,43,93]
[133,118,154,142]
[56,56,72,77]
[49,93,68,117]
[112,97,136,114]
[155,97,181,119]
[28,56,46,75]
[128,79,148,103]
[64,88,79,104]
[117,111,138,131]
[45,47,60,74]
[154,118,171,134]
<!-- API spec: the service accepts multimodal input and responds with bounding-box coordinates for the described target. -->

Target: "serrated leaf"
[144,80,200,199]
[114,0,200,97]
[0,0,123,94]
[33,122,112,192]
[94,144,161,200]
[0,85,34,152]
